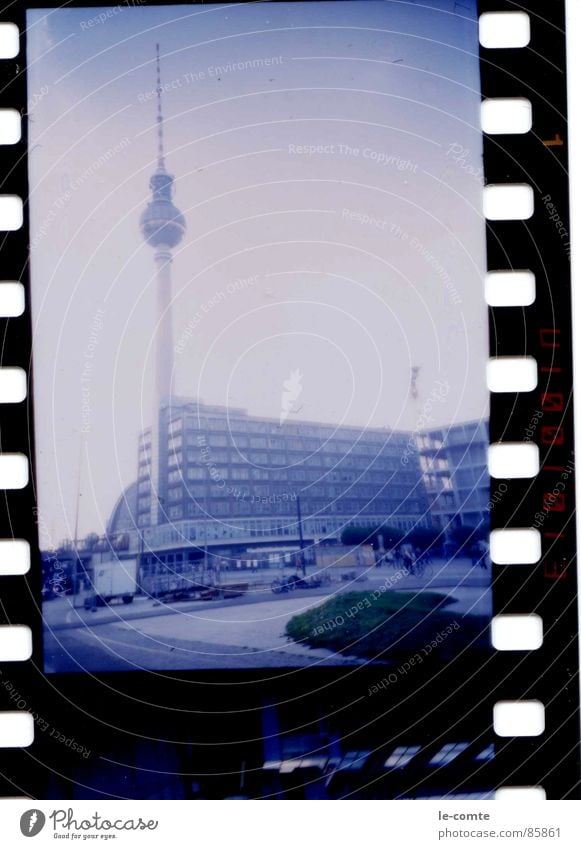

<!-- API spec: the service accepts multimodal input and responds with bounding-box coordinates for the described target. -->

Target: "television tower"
[140,44,186,525]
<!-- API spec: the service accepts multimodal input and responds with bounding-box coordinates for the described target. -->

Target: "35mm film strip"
[0,0,578,802]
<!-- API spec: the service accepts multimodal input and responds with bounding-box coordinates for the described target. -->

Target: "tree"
[341,523,406,549]
[448,523,487,553]
[377,524,407,548]
[341,525,380,548]
[402,526,442,550]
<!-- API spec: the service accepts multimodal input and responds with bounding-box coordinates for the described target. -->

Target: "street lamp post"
[296,495,306,576]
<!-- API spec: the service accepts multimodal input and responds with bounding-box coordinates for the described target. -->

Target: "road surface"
[43,558,491,672]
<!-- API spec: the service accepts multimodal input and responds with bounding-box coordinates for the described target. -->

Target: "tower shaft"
[149,249,174,527]
[140,44,186,528]
[154,249,174,406]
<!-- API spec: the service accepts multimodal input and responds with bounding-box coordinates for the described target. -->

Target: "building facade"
[418,419,489,531]
[109,398,430,563]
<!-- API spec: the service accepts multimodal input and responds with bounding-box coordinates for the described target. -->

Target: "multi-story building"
[108,398,430,563]
[417,419,489,531]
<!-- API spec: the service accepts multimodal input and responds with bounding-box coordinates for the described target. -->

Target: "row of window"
[183,438,408,458]
[158,498,424,522]
[164,467,419,488]
[139,513,420,544]
[423,474,453,492]
[179,434,412,459]
[430,492,456,508]
[160,425,408,451]
[164,480,420,505]
[173,415,405,443]
[419,456,448,473]
[453,467,489,487]
[164,451,418,474]
[448,446,487,467]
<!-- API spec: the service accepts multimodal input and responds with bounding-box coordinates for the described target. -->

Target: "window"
[474,744,494,762]
[439,492,455,508]
[138,497,150,511]
[250,452,268,464]
[168,470,182,483]
[289,439,304,451]
[455,469,474,487]
[168,450,182,467]
[229,419,247,433]
[209,435,228,447]
[168,486,183,501]
[250,437,267,448]
[251,469,269,480]
[138,480,150,494]
[428,743,469,766]
[209,468,226,485]
[187,467,205,480]
[231,468,250,480]
[384,746,421,768]
[211,450,229,462]
[308,486,328,499]
[168,505,183,519]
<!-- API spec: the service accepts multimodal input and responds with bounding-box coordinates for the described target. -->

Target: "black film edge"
[0,0,576,800]
[480,0,579,797]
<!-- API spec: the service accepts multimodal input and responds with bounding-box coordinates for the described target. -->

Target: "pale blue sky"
[26,0,486,543]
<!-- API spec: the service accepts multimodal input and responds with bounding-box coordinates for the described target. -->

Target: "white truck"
[84,556,138,609]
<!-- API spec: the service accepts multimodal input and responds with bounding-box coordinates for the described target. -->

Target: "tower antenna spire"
[140,42,186,528]
[155,42,166,170]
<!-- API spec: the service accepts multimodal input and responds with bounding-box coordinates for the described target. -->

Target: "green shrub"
[285,590,488,660]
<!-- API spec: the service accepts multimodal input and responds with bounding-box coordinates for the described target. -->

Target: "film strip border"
[0,6,41,803]
[0,0,576,800]
[479,1,579,798]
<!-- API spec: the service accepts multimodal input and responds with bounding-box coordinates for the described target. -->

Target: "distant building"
[417,419,489,531]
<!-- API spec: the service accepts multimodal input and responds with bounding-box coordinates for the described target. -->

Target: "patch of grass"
[285,590,488,660]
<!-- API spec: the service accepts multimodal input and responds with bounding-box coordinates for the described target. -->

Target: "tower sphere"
[140,168,186,249]
[140,44,186,251]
